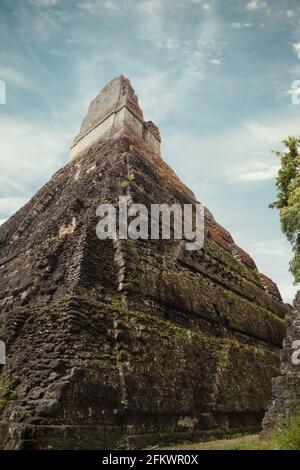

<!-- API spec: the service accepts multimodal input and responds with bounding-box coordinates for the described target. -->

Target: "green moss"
[109,296,123,309]
[221,286,286,327]
[120,173,135,190]
[123,308,210,343]
[0,384,17,413]
[127,174,135,182]
[120,180,129,189]
[125,239,135,249]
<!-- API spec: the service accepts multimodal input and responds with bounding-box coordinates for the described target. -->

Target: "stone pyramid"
[0,76,288,449]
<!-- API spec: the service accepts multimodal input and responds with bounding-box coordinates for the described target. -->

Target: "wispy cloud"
[0,117,71,198]
[78,0,119,14]
[135,0,167,47]
[235,164,280,182]
[286,81,300,97]
[157,37,179,49]
[211,58,222,64]
[164,114,300,189]
[15,2,75,42]
[286,10,295,18]
[31,0,59,7]
[71,1,223,123]
[138,0,162,15]
[191,0,211,10]
[202,3,211,11]
[74,0,223,122]
[0,197,29,218]
[21,10,61,41]
[231,22,252,29]
[0,66,34,89]
[293,42,300,59]
[246,0,268,11]
[227,118,300,183]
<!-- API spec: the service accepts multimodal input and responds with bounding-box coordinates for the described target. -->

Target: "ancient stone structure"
[262,291,300,433]
[71,76,161,160]
[0,76,289,449]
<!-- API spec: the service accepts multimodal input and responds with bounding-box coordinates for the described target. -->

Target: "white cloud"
[0,198,28,217]
[157,37,179,49]
[79,0,119,13]
[138,0,162,14]
[21,9,61,41]
[0,117,71,202]
[277,283,298,305]
[235,164,280,182]
[227,117,300,183]
[231,22,252,29]
[246,120,299,144]
[286,10,295,18]
[293,42,300,59]
[246,0,268,11]
[286,82,300,98]
[134,70,196,122]
[135,0,165,47]
[0,66,34,89]
[247,239,289,257]
[130,35,211,121]
[211,58,222,64]
[163,115,300,189]
[97,3,222,122]
[0,174,25,193]
[134,0,219,63]
[31,0,58,6]
[85,0,220,105]
[191,0,211,8]
[14,2,74,42]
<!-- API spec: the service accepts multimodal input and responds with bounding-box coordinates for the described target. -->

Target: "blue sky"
[0,0,300,303]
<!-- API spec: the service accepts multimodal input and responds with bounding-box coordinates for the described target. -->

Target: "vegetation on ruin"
[270,136,300,283]
[233,411,300,450]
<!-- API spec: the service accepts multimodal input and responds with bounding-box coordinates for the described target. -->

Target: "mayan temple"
[262,291,300,433]
[0,76,289,449]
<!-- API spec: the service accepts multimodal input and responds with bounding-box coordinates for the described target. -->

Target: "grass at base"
[155,434,261,450]
[154,414,300,450]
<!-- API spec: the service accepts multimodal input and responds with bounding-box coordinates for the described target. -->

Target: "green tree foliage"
[270,136,300,283]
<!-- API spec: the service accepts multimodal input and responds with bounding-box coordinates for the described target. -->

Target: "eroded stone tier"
[0,77,289,449]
